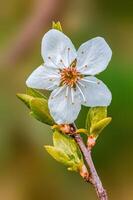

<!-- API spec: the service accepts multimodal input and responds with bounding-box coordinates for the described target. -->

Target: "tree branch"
[71,124,108,200]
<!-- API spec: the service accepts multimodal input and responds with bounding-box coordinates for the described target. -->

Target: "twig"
[71,124,108,200]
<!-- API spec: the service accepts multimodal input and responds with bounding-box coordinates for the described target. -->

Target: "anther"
[81,51,84,54]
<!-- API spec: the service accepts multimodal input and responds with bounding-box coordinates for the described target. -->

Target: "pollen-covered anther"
[60,67,82,87]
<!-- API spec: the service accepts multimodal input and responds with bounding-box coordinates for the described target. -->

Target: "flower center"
[60,66,82,87]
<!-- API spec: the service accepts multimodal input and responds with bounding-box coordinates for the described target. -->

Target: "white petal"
[77,37,112,75]
[26,65,60,90]
[48,86,81,124]
[78,76,112,107]
[41,29,77,69]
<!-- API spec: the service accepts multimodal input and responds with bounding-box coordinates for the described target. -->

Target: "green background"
[0,0,133,199]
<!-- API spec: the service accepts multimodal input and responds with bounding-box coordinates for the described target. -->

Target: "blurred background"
[0,0,133,199]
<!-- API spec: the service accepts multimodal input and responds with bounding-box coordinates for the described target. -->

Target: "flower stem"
[72,124,108,200]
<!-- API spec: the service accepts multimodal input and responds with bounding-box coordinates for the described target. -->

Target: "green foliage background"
[0,0,133,199]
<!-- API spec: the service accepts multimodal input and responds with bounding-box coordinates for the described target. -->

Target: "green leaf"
[30,98,55,126]
[52,21,62,32]
[90,117,112,138]
[45,146,70,166]
[86,107,111,138]
[16,93,34,108]
[53,131,83,163]
[86,107,107,130]
[26,87,47,99]
[44,130,83,172]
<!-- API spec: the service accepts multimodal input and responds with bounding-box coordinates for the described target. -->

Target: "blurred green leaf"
[30,98,54,126]
[86,107,111,138]
[45,130,83,172]
[26,87,47,99]
[16,93,34,108]
[52,21,62,32]
[17,93,54,126]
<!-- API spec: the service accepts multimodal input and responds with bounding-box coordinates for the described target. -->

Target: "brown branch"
[71,124,108,200]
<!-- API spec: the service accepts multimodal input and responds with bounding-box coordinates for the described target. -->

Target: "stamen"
[82,78,98,84]
[48,56,59,67]
[71,88,74,104]
[60,66,82,87]
[97,81,100,84]
[49,78,53,81]
[52,86,65,98]
[46,85,55,90]
[78,81,86,87]
[60,59,66,67]
[67,47,70,66]
[65,86,69,98]
[77,64,88,71]
[48,74,60,81]
[76,84,86,103]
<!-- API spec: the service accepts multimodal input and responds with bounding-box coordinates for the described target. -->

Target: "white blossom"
[26,29,112,124]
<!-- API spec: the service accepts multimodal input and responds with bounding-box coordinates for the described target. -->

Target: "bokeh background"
[0,0,133,199]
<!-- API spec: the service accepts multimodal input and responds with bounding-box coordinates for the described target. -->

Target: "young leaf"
[26,87,47,99]
[52,21,62,32]
[16,93,34,108]
[30,98,55,126]
[86,107,107,131]
[90,117,112,138]
[86,107,111,139]
[53,131,83,163]
[45,146,70,166]
[44,130,84,172]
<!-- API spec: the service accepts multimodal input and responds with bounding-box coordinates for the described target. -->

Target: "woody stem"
[72,124,108,200]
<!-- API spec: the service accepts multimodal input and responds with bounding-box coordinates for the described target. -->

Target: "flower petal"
[26,65,60,90]
[77,37,112,75]
[48,86,81,124]
[41,29,77,68]
[77,76,112,107]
